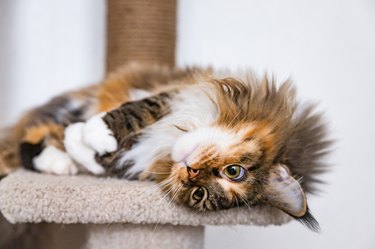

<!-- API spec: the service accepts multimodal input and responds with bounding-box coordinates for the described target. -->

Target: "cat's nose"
[187,166,200,179]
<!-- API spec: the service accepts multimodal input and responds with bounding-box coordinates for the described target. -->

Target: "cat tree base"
[85,224,204,249]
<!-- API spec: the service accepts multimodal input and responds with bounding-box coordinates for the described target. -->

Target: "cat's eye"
[192,187,206,201]
[223,165,246,181]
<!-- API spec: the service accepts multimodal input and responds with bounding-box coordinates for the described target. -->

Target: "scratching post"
[106,0,176,71]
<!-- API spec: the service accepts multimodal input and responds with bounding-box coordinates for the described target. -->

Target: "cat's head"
[170,125,308,215]
[166,77,329,231]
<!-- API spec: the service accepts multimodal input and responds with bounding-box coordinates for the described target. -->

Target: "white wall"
[0,0,106,124]
[177,1,375,249]
[1,0,375,248]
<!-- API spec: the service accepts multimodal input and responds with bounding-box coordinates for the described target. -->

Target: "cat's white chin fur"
[33,145,78,175]
[83,113,118,155]
[64,122,105,175]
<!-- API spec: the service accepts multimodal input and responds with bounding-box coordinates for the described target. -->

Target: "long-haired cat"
[0,63,331,231]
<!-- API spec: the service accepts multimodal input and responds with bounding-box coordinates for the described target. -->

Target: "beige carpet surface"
[0,169,290,226]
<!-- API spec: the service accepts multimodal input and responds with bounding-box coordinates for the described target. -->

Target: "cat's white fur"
[33,145,78,175]
[82,113,118,156]
[64,122,105,175]
[172,127,241,165]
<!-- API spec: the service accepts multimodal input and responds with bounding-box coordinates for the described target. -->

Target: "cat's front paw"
[83,113,118,155]
[64,122,105,175]
[33,145,78,175]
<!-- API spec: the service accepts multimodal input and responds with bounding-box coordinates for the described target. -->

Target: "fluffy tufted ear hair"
[264,164,320,231]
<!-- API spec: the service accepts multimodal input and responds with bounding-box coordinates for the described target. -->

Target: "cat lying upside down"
[0,64,331,231]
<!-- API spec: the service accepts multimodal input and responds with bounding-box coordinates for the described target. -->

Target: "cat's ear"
[264,164,320,232]
[264,164,307,218]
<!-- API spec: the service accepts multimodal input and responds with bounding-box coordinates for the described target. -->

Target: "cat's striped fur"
[0,63,331,231]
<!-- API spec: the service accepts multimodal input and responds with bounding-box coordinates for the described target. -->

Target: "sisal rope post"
[106,0,177,72]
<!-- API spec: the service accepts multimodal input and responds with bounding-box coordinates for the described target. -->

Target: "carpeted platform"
[0,169,290,226]
[0,170,291,249]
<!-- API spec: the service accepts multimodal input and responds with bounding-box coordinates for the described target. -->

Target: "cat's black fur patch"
[20,141,44,170]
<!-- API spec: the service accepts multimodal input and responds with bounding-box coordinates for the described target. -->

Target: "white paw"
[33,145,78,175]
[64,123,105,175]
[83,113,117,155]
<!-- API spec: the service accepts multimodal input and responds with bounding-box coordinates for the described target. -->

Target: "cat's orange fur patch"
[97,78,131,112]
[22,123,65,150]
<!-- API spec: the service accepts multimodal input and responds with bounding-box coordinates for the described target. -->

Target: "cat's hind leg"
[20,123,78,175]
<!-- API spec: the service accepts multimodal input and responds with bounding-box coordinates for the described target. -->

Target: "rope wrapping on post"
[106,0,176,72]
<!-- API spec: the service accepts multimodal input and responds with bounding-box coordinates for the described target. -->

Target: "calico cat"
[0,63,331,231]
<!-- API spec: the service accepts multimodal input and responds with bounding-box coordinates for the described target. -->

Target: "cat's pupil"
[193,187,205,200]
[227,166,238,176]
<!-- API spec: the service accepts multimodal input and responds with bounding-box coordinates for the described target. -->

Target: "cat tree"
[0,0,290,248]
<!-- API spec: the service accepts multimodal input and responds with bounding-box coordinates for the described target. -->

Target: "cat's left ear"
[264,164,307,218]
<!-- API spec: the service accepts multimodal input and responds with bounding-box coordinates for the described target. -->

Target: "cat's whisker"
[296,175,304,184]
[155,175,174,185]
[233,194,240,210]
[145,177,173,196]
[147,178,171,190]
[225,110,241,128]
[159,183,177,203]
[151,218,161,238]
[151,183,179,238]
[143,170,171,174]
[146,183,169,196]
[168,182,184,203]
[152,178,173,189]
[239,196,262,220]
[168,184,183,207]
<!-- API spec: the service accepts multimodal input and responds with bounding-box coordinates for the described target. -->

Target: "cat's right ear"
[263,164,320,231]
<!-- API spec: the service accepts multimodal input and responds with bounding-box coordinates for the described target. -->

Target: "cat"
[0,63,331,231]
